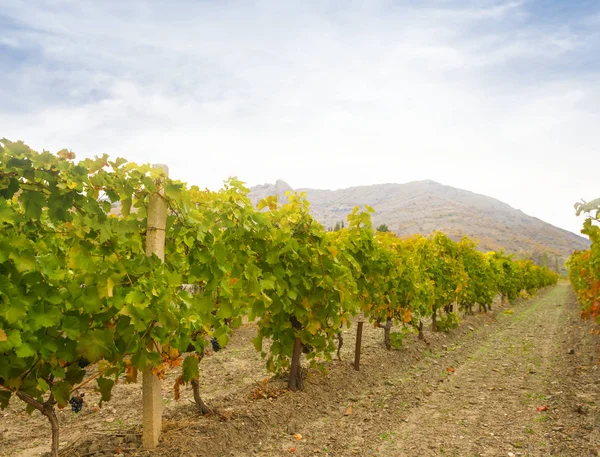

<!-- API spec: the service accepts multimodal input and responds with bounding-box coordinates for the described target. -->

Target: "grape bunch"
[210,337,221,352]
[77,358,90,368]
[69,394,84,413]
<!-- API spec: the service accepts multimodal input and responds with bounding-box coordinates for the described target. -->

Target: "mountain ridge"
[248,179,589,267]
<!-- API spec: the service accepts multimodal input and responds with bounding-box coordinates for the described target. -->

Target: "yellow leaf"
[0,328,7,342]
[328,246,338,258]
[305,320,321,335]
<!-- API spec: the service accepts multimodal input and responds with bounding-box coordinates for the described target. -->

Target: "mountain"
[248,179,589,268]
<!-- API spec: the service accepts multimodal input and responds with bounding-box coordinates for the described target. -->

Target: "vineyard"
[2,139,593,457]
[567,198,600,330]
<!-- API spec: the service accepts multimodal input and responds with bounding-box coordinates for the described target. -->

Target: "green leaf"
[260,292,273,308]
[196,296,214,314]
[109,157,128,168]
[181,355,199,382]
[0,201,16,225]
[51,381,72,408]
[37,378,50,394]
[0,328,21,351]
[214,326,229,348]
[61,316,85,340]
[260,278,275,290]
[77,329,115,363]
[0,177,20,199]
[216,301,233,319]
[8,251,36,273]
[97,377,114,405]
[121,197,132,217]
[251,335,262,352]
[125,289,149,309]
[23,192,45,220]
[14,342,36,358]
[31,306,61,329]
[47,193,74,222]
[65,366,86,385]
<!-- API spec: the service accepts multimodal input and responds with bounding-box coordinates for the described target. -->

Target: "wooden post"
[452,301,458,314]
[354,320,364,371]
[142,164,168,449]
[288,337,302,391]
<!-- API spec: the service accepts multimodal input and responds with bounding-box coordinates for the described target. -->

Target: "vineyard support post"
[354,320,364,371]
[288,337,302,391]
[142,164,168,449]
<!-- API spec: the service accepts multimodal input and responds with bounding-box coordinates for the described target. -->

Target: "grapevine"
[0,139,560,455]
[567,197,600,329]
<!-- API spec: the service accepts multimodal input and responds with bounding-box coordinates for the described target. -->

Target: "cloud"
[0,0,599,235]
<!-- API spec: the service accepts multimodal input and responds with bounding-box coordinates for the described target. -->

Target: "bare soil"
[1,283,599,457]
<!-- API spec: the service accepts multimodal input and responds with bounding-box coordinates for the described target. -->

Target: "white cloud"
[1,0,599,235]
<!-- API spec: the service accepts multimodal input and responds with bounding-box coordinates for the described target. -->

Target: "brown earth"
[1,283,599,457]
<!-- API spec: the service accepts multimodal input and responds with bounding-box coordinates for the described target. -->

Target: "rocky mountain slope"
[248,179,589,265]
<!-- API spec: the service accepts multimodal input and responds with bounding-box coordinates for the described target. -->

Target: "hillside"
[248,179,589,266]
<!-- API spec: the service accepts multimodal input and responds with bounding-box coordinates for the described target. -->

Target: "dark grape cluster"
[77,358,90,368]
[301,343,314,354]
[69,394,84,413]
[210,337,221,352]
[289,315,302,330]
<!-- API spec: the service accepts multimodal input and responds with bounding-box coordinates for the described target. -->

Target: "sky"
[1,0,599,236]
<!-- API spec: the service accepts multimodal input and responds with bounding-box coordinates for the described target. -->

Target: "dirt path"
[2,284,599,457]
[371,283,600,457]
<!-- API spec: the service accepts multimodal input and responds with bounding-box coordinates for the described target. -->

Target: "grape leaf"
[181,355,199,382]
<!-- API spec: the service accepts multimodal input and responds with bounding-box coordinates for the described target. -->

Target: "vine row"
[0,140,558,455]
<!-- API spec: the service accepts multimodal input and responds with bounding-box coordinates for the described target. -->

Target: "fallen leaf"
[294,433,302,440]
[446,367,455,373]
[217,409,234,421]
[288,447,297,453]
[344,406,353,416]
[536,406,548,412]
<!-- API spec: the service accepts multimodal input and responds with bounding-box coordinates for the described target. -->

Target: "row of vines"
[567,198,600,331]
[0,140,558,455]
